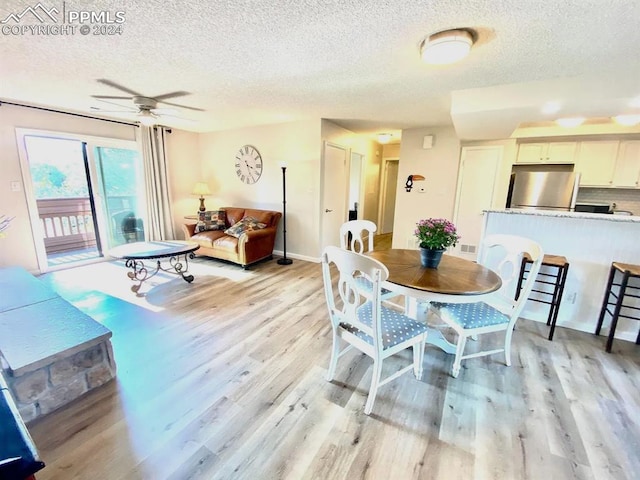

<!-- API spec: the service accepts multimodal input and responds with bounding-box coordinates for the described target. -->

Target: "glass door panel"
[94,146,146,248]
[23,135,101,267]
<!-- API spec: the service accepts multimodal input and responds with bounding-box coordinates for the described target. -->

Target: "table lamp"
[192,182,211,212]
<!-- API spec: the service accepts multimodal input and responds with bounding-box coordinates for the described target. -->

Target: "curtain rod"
[0,99,139,127]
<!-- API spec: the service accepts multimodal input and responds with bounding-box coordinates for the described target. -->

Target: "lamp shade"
[421,29,474,65]
[192,182,211,196]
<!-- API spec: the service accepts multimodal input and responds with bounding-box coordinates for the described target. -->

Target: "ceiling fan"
[90,79,204,125]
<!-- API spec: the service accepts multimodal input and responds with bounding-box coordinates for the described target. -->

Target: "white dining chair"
[321,246,428,415]
[339,220,399,301]
[429,234,543,378]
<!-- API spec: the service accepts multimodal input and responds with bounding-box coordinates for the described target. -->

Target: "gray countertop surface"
[485,209,640,223]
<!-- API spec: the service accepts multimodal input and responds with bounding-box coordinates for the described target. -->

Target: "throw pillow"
[195,210,227,233]
[224,216,267,238]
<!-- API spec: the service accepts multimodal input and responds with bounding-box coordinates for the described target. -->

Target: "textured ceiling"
[1,0,640,140]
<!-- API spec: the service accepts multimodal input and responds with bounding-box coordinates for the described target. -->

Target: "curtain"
[140,126,175,241]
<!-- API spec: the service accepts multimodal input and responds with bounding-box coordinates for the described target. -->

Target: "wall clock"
[235,145,263,184]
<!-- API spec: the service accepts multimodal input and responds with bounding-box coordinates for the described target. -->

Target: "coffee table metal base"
[125,252,196,294]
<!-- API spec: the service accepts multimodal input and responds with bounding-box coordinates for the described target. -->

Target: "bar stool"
[515,254,570,341]
[595,262,640,353]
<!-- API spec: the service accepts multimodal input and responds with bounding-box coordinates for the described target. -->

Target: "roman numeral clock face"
[235,145,263,184]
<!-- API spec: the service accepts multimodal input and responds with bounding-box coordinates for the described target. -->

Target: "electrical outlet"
[10,181,21,192]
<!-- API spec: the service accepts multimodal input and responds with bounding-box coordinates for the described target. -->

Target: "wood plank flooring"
[27,254,640,480]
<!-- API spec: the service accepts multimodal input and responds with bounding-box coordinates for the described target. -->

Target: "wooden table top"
[367,249,502,296]
[109,241,199,260]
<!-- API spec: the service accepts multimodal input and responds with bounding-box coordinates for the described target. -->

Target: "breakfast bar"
[483,209,640,343]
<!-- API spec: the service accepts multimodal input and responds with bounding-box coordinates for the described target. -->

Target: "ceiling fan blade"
[158,100,205,111]
[96,79,143,96]
[153,91,190,101]
[92,95,132,100]
[90,108,136,113]
[92,99,138,111]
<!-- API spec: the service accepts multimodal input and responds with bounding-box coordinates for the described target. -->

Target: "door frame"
[15,128,140,273]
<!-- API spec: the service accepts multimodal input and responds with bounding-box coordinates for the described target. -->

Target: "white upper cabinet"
[516,142,577,164]
[612,141,640,188]
[575,141,619,186]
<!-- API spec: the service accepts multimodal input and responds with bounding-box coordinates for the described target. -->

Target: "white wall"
[392,126,462,249]
[0,103,137,272]
[196,119,322,260]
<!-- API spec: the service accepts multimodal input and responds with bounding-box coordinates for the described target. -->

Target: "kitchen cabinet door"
[576,141,619,186]
[612,141,640,187]
[516,142,577,163]
[516,143,546,163]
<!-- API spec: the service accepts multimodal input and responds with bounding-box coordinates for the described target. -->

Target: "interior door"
[321,142,348,250]
[380,159,399,234]
[452,146,502,260]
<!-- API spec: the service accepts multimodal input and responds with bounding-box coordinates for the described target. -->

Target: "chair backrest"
[339,220,377,253]
[321,245,389,348]
[478,234,543,323]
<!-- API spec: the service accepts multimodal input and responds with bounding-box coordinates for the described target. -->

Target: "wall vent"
[460,244,477,253]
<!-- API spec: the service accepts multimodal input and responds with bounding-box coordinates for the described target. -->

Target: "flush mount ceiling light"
[541,101,561,115]
[613,114,640,126]
[377,133,392,144]
[420,29,475,65]
[556,117,585,128]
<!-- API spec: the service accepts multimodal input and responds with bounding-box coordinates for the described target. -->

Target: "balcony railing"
[37,198,97,254]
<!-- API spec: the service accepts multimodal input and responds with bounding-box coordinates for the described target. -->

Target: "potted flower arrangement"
[415,218,460,268]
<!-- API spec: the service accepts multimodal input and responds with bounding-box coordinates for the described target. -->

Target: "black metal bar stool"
[595,262,640,353]
[515,254,570,341]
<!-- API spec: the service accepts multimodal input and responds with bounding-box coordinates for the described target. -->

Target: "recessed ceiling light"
[630,96,640,108]
[541,102,561,115]
[613,114,640,126]
[377,133,392,144]
[420,29,475,65]
[556,117,585,128]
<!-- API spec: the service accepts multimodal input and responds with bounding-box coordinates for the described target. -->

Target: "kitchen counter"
[486,208,640,223]
[482,209,640,344]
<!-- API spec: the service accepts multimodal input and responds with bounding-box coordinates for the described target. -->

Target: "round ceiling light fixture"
[613,114,640,126]
[420,29,475,65]
[555,117,585,128]
[377,133,392,144]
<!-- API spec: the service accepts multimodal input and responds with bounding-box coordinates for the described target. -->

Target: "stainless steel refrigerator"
[507,171,580,211]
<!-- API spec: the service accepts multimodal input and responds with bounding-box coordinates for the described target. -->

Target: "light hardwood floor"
[29,255,639,480]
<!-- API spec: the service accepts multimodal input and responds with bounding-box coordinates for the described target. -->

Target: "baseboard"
[521,314,638,343]
[272,250,320,263]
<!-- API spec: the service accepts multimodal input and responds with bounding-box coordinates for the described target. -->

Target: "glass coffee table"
[109,241,200,294]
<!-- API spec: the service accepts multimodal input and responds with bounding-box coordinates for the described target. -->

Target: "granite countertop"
[484,209,640,223]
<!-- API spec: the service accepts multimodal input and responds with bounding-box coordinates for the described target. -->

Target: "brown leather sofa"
[182,207,282,268]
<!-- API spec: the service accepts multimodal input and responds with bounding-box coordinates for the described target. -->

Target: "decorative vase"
[420,247,445,268]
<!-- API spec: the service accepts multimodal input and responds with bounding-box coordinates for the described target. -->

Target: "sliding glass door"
[17,129,143,271]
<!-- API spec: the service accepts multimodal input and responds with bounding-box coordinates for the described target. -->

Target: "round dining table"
[366,249,502,353]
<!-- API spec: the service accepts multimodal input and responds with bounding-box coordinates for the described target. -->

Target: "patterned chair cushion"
[195,210,226,233]
[430,301,510,329]
[340,302,428,349]
[224,216,267,238]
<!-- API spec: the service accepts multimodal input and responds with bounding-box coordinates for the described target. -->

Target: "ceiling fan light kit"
[420,29,475,65]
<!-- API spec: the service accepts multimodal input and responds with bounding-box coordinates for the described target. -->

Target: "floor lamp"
[277,162,293,265]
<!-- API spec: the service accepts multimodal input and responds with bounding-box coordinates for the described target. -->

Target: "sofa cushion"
[224,216,267,238]
[195,210,226,233]
[190,230,227,247]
